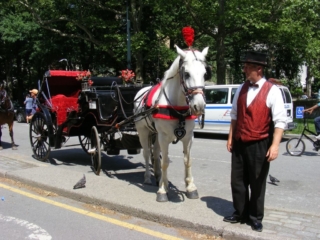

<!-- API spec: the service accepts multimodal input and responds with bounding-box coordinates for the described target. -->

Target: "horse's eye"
[184,72,190,79]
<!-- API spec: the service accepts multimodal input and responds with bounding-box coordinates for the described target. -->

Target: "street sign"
[296,106,304,119]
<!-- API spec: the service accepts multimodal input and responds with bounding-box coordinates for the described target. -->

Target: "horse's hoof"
[12,146,18,150]
[186,190,199,199]
[143,179,152,185]
[0,146,3,150]
[156,193,168,202]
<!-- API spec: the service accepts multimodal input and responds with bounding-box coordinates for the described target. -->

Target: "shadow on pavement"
[0,141,17,149]
[201,196,234,217]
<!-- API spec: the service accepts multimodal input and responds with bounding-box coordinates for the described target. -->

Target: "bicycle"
[286,113,320,156]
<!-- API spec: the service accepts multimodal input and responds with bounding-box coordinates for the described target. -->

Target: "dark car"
[13,101,26,123]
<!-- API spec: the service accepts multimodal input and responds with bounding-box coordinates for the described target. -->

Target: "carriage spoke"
[79,135,91,155]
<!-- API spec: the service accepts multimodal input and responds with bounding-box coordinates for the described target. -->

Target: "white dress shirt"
[230,78,287,129]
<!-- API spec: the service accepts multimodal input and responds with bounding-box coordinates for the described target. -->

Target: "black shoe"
[223,215,243,223]
[251,221,263,232]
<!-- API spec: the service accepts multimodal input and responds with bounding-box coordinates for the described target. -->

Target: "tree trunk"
[216,0,226,85]
[130,0,144,82]
[306,65,312,97]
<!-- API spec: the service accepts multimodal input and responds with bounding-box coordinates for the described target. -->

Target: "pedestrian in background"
[303,104,320,139]
[224,51,287,232]
[26,89,38,123]
[24,93,33,123]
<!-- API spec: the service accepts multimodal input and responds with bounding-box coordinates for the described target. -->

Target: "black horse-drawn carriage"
[29,70,153,175]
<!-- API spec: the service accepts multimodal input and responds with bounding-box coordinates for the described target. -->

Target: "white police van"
[194,84,296,134]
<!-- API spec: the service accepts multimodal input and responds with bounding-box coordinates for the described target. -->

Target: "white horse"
[134,45,209,202]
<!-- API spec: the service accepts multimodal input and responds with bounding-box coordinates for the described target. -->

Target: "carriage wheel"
[79,135,91,155]
[29,112,51,162]
[90,126,101,175]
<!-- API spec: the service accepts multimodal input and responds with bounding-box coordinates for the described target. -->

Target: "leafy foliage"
[0,0,320,102]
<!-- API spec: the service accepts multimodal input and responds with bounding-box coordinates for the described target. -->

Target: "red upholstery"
[50,92,79,126]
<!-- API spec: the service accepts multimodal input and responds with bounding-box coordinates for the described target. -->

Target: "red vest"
[234,81,273,142]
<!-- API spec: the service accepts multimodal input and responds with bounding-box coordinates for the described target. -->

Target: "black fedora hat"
[241,51,268,66]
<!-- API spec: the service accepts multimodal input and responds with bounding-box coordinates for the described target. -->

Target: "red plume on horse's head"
[182,26,194,48]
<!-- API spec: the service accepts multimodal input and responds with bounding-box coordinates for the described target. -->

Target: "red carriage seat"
[50,91,80,126]
[44,70,84,126]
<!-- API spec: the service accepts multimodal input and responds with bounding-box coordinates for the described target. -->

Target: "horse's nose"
[194,105,198,112]
[193,105,205,116]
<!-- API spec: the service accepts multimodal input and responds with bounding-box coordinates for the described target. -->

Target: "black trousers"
[231,138,270,223]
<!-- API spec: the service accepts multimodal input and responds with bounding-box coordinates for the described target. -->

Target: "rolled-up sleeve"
[230,84,243,120]
[267,86,287,129]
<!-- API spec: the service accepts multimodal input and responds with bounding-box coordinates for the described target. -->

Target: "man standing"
[224,51,287,232]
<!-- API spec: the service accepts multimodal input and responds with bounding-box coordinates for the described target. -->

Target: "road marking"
[0,213,52,239]
[0,183,183,240]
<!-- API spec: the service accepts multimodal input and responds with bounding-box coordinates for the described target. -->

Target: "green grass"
[285,119,316,134]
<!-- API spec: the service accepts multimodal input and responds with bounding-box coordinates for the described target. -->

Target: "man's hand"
[303,109,313,114]
[266,144,279,162]
[267,128,284,162]
[226,139,232,152]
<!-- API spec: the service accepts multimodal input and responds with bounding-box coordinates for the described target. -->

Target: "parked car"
[13,101,26,123]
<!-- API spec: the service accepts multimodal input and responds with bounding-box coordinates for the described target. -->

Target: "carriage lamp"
[59,58,68,70]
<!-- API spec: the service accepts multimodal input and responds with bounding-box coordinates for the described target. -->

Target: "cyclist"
[303,104,320,139]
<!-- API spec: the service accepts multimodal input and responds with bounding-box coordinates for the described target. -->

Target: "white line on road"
[0,213,52,240]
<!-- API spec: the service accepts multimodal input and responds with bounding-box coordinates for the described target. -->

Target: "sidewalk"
[1,155,320,240]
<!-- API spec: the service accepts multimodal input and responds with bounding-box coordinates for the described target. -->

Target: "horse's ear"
[202,47,209,57]
[175,45,186,59]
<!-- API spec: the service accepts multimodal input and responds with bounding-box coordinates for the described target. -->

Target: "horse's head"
[175,45,209,116]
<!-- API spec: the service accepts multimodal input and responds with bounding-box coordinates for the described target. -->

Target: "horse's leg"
[156,132,170,202]
[152,136,161,186]
[9,121,17,150]
[181,128,198,199]
[135,121,153,184]
[0,126,2,150]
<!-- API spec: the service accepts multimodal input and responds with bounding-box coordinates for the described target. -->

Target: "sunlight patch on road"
[0,183,183,240]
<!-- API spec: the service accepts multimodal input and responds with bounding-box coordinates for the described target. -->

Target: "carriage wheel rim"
[29,112,51,161]
[90,126,101,175]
